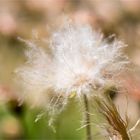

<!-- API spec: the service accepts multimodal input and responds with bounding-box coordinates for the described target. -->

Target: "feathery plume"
[16,21,128,98]
[16,20,129,138]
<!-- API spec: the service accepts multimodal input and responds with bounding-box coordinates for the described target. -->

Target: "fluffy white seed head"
[16,21,128,110]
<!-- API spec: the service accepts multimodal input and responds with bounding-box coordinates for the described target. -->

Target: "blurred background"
[0,0,140,139]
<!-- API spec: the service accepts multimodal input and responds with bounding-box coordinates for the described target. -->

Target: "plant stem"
[83,94,92,140]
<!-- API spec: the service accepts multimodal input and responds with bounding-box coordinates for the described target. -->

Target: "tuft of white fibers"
[16,21,129,117]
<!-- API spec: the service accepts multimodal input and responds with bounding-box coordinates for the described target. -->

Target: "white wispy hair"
[16,21,128,113]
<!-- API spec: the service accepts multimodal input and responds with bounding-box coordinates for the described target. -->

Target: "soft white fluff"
[16,22,128,106]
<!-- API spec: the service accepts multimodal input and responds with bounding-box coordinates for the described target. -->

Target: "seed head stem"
[83,94,92,140]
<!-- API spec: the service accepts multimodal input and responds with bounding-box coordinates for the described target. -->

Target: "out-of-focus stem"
[83,94,92,140]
